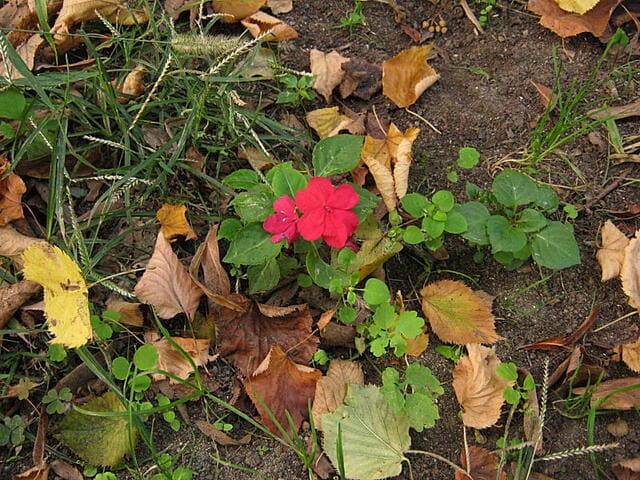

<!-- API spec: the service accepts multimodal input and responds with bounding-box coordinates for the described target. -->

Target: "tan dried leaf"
[195,420,252,445]
[156,203,197,241]
[607,417,629,437]
[11,464,50,480]
[189,225,232,298]
[0,158,26,226]
[455,445,506,480]
[244,345,321,437]
[134,232,203,321]
[362,135,396,211]
[420,280,502,345]
[613,457,640,480]
[311,360,364,430]
[387,123,419,199]
[240,11,298,42]
[621,337,640,373]
[238,145,276,170]
[309,49,349,103]
[452,344,513,429]
[404,332,429,357]
[0,34,44,80]
[597,220,629,281]
[621,231,640,309]
[267,0,292,13]
[145,330,213,382]
[306,107,354,139]
[382,45,440,108]
[528,0,620,37]
[0,226,42,258]
[50,459,83,480]
[0,280,41,330]
[211,0,266,22]
[574,377,640,410]
[116,66,145,100]
[105,299,144,327]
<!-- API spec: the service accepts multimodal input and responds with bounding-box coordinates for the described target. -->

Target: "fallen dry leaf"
[244,345,321,437]
[452,344,513,429]
[134,231,203,321]
[115,66,145,101]
[387,123,419,199]
[306,107,356,139]
[50,459,82,480]
[311,359,364,430]
[597,220,630,281]
[145,331,213,382]
[240,11,298,42]
[404,332,429,356]
[0,158,26,226]
[212,0,266,21]
[0,34,44,80]
[607,417,630,437]
[574,377,640,410]
[2,377,42,400]
[339,59,382,100]
[591,99,640,120]
[382,45,440,108]
[620,336,640,373]
[613,457,640,480]
[238,144,276,170]
[455,445,506,480]
[555,0,599,14]
[104,299,144,327]
[267,0,293,14]
[531,81,555,108]
[195,420,252,445]
[215,296,319,376]
[156,203,197,241]
[518,307,598,351]
[420,280,502,345]
[11,464,50,480]
[309,49,349,103]
[0,279,41,330]
[621,231,640,309]
[528,0,621,37]
[0,226,42,258]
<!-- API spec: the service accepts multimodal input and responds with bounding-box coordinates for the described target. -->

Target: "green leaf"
[486,215,527,253]
[405,391,440,431]
[217,218,243,241]
[402,225,424,244]
[306,248,349,290]
[230,186,274,223]
[531,222,580,269]
[516,208,548,233]
[422,217,445,239]
[394,311,424,339]
[401,193,429,218]
[111,357,130,381]
[322,385,410,480]
[363,278,390,305]
[492,169,538,208]
[444,210,467,234]
[431,190,454,212]
[133,344,158,371]
[0,121,15,139]
[267,162,307,198]
[370,336,390,357]
[455,202,490,245]
[496,362,518,382]
[351,184,379,221]
[339,306,357,323]
[435,345,463,361]
[48,343,67,362]
[535,184,560,212]
[503,386,521,405]
[372,303,396,329]
[457,147,480,169]
[55,391,137,467]
[222,169,260,190]
[405,364,443,395]
[337,248,357,266]
[223,223,283,265]
[247,258,280,293]
[0,88,26,120]
[312,134,364,176]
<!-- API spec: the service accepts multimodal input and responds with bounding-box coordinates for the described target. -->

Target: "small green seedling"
[448,147,481,182]
[276,73,317,105]
[0,415,25,448]
[42,387,73,414]
[497,362,536,406]
[338,0,366,31]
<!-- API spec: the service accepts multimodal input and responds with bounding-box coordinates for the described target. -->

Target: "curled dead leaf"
[613,457,640,480]
[574,377,640,410]
[306,107,355,139]
[309,49,349,103]
[621,231,640,309]
[0,226,42,258]
[156,203,197,241]
[452,344,513,429]
[311,360,364,430]
[0,158,26,226]
[339,59,382,100]
[0,279,41,330]
[105,299,144,327]
[597,220,629,281]
[240,11,298,42]
[115,66,145,101]
[620,336,640,373]
[145,331,214,383]
[382,45,440,108]
[212,0,266,22]
[387,123,419,199]
[455,445,506,480]
[528,0,621,37]
[195,420,251,445]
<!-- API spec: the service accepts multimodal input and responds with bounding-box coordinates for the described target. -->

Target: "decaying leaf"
[574,377,640,410]
[0,158,26,226]
[404,332,429,357]
[0,279,41,330]
[156,203,197,241]
[518,307,598,351]
[195,420,252,445]
[620,337,640,373]
[50,460,83,480]
[555,0,599,14]
[244,345,321,436]
[382,45,440,108]
[55,391,136,467]
[309,49,349,103]
[212,0,266,21]
[528,0,621,37]
[339,59,383,100]
[115,66,145,101]
[240,11,298,42]
[452,344,513,429]
[0,34,45,80]
[0,226,42,258]
[134,232,204,321]
[420,280,502,345]
[455,445,506,480]
[22,243,92,348]
[387,123,419,199]
[621,231,640,309]
[322,384,410,480]
[607,417,629,437]
[597,220,629,281]
[104,299,144,327]
[216,295,318,376]
[239,145,276,170]
[144,331,214,382]
[11,464,49,480]
[2,377,42,400]
[306,107,355,139]
[311,359,364,430]
[613,457,640,480]
[267,0,293,13]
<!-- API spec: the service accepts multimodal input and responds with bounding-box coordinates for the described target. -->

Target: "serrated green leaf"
[394,311,424,339]
[486,215,527,253]
[312,135,364,176]
[457,147,480,169]
[405,391,440,431]
[223,223,282,265]
[496,362,518,382]
[247,258,280,293]
[55,391,136,467]
[370,336,390,357]
[492,169,538,208]
[322,385,410,479]
[531,222,580,269]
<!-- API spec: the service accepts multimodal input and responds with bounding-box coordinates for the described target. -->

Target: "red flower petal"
[298,209,326,241]
[322,209,358,248]
[327,183,359,210]
[273,194,296,214]
[295,177,333,213]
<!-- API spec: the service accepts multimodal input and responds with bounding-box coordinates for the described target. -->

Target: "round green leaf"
[0,88,26,120]
[402,225,425,244]
[422,217,445,239]
[431,190,454,212]
[531,222,580,269]
[111,357,130,381]
[339,306,357,323]
[492,169,538,208]
[455,202,490,245]
[457,147,480,169]
[267,163,307,198]
[133,344,158,371]
[363,278,390,305]
[444,210,467,234]
[131,374,151,392]
[400,193,429,218]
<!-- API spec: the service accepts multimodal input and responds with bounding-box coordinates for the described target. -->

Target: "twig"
[592,310,638,333]
[581,168,631,213]
[459,0,485,33]
[405,108,442,135]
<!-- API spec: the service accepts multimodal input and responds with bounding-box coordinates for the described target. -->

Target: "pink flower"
[295,177,359,248]
[263,195,299,244]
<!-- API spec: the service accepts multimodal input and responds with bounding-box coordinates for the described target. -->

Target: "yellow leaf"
[21,244,91,348]
[309,49,349,103]
[350,216,402,280]
[382,45,440,108]
[306,107,354,139]
[621,231,640,309]
[597,220,629,281]
[554,0,600,14]
[452,344,513,429]
[212,0,266,22]
[156,203,197,241]
[420,279,502,344]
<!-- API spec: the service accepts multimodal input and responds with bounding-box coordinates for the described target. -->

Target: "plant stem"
[405,450,467,475]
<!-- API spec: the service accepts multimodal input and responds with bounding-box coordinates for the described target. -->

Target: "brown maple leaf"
[0,158,26,226]
[452,344,513,429]
[215,295,319,376]
[244,345,321,437]
[144,331,214,383]
[455,445,506,480]
[134,232,203,321]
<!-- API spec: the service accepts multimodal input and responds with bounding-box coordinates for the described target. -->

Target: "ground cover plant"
[0,0,639,479]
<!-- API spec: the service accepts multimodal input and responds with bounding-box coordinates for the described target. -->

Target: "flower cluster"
[263,177,359,249]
